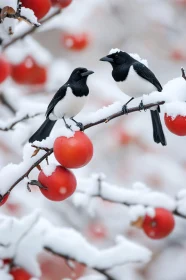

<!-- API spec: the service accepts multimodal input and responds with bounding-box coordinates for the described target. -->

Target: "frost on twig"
[0,211,151,278]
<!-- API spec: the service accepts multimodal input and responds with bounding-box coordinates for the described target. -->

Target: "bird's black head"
[100,50,135,82]
[100,51,134,67]
[68,67,94,83]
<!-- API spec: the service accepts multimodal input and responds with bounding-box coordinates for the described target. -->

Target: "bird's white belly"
[50,87,87,120]
[116,66,157,98]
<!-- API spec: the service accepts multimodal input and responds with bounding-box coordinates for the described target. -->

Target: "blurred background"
[1,0,186,279]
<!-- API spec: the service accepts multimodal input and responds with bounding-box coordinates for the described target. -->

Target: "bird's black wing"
[133,62,162,92]
[46,84,68,118]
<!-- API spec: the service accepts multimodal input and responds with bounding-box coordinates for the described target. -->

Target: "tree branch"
[76,178,186,220]
[0,113,42,131]
[45,246,115,280]
[0,93,16,114]
[0,100,165,200]
[2,8,61,50]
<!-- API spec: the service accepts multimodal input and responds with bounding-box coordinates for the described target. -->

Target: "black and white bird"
[29,67,94,143]
[100,49,166,146]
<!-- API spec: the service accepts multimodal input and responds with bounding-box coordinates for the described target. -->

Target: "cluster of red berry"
[39,131,93,201]
[0,0,89,87]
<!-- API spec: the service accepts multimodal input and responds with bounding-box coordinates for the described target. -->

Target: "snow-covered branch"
[0,99,165,200]
[2,8,61,50]
[73,174,186,219]
[0,212,151,279]
[0,113,41,131]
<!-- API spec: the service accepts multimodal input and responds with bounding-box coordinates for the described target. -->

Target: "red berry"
[0,193,9,207]
[54,131,93,169]
[164,113,186,136]
[21,0,52,20]
[142,208,175,239]
[11,56,47,86]
[10,268,32,280]
[51,0,72,8]
[0,56,10,83]
[38,166,76,201]
[62,33,89,51]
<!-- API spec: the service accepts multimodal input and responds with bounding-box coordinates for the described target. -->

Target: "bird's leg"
[139,100,146,111]
[122,97,134,114]
[70,117,84,131]
[62,117,72,130]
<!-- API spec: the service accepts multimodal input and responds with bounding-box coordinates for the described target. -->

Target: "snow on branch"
[0,99,164,199]
[73,174,186,219]
[0,211,151,279]
[0,72,186,210]
[2,8,61,50]
[0,113,42,131]
[0,2,40,39]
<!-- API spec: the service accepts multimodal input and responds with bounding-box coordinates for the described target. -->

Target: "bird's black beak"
[100,56,114,63]
[81,70,94,77]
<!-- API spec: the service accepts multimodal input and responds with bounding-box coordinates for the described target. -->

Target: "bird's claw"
[76,122,84,131]
[65,123,72,130]
[139,101,146,112]
[122,105,129,114]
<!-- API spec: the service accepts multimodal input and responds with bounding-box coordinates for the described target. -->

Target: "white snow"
[109,48,121,55]
[5,37,52,66]
[80,102,122,125]
[42,164,57,177]
[129,53,148,66]
[21,7,40,26]
[74,175,176,211]
[164,101,186,118]
[108,50,148,66]
[0,0,17,10]
[44,229,151,268]
[0,211,152,278]
[32,125,75,148]
[129,205,155,222]
[0,269,12,280]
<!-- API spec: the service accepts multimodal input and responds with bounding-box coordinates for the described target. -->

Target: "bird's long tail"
[150,110,166,146]
[29,118,56,143]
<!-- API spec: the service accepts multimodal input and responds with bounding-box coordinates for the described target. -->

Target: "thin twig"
[181,67,186,80]
[0,113,42,131]
[2,8,61,50]
[77,189,186,220]
[5,13,40,27]
[28,180,48,190]
[0,93,16,114]
[31,145,50,152]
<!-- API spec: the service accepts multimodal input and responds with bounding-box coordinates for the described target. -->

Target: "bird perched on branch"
[29,67,94,143]
[100,49,166,146]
